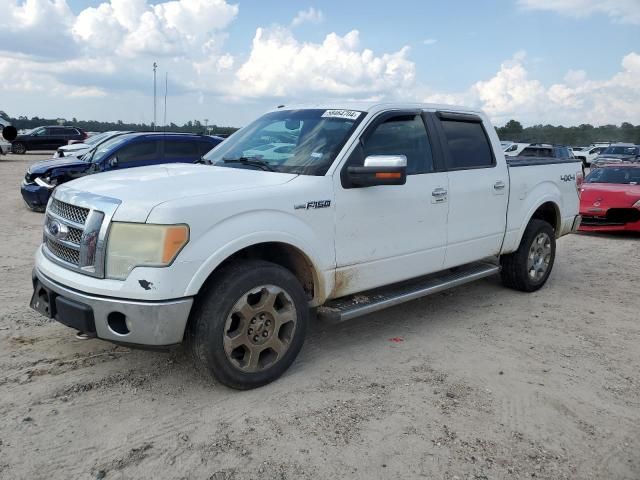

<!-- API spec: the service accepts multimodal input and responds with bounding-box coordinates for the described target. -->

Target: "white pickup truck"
[30,103,582,389]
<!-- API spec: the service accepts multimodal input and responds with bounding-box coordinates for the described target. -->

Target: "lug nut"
[251,318,256,324]
[253,335,259,342]
[265,320,271,326]
[260,314,266,320]
[262,331,268,337]
[248,328,253,334]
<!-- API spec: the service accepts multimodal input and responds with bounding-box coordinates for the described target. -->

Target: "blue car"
[21,132,223,211]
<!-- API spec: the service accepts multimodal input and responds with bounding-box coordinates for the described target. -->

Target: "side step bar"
[318,261,500,323]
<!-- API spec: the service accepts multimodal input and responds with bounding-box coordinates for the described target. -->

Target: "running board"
[318,261,500,323]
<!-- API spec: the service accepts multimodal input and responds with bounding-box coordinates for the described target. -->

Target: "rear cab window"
[436,113,495,170]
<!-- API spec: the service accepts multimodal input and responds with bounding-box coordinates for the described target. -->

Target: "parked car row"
[20,131,224,211]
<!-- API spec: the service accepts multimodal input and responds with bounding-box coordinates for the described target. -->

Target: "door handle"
[493,181,506,191]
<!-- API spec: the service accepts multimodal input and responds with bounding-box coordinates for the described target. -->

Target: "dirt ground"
[0,152,638,480]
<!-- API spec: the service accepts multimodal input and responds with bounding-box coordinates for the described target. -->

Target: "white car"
[30,103,582,389]
[503,142,530,156]
[54,131,131,158]
[573,145,608,167]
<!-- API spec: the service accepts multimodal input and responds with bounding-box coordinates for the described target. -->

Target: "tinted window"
[50,127,67,135]
[164,140,198,159]
[440,120,494,169]
[363,115,433,174]
[198,140,216,156]
[117,141,160,163]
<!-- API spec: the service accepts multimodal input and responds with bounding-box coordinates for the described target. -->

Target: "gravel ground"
[0,152,639,480]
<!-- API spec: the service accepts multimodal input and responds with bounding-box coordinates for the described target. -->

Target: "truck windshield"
[586,167,640,185]
[201,109,365,175]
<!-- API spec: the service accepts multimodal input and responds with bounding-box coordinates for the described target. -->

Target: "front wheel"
[12,142,26,154]
[500,219,556,292]
[188,259,309,389]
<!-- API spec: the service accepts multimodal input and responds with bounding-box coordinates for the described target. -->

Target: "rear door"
[431,111,508,268]
[333,110,449,296]
[49,127,69,149]
[29,127,50,150]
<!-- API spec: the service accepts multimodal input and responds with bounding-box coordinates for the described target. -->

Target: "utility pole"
[163,72,168,128]
[204,118,208,134]
[153,62,158,131]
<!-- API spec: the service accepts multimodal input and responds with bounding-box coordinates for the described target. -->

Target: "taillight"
[576,171,584,196]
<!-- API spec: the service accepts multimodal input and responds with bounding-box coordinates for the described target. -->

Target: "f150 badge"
[294,200,331,210]
[560,174,576,182]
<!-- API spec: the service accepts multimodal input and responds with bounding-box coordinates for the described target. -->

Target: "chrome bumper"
[34,268,193,346]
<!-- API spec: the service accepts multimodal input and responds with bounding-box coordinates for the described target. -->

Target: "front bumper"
[21,181,52,210]
[32,268,193,346]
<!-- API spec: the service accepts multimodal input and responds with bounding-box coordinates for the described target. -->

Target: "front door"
[333,111,449,297]
[430,112,509,268]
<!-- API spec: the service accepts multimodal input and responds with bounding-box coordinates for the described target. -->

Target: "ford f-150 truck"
[30,103,582,389]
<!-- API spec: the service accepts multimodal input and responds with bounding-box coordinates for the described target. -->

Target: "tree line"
[4,113,640,146]
[5,115,239,137]
[496,120,640,146]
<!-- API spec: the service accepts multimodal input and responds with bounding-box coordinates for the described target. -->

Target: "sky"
[0,0,639,127]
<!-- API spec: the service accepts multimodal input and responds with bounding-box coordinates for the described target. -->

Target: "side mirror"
[109,156,118,168]
[347,155,407,187]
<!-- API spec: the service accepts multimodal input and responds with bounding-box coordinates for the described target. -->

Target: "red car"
[579,164,640,232]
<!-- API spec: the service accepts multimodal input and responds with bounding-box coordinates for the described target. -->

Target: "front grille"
[45,238,80,265]
[581,208,640,226]
[66,227,83,245]
[49,198,89,225]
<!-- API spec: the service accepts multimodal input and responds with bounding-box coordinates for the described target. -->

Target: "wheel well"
[531,202,560,234]
[212,242,316,301]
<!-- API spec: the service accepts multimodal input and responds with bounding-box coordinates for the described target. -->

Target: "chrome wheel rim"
[527,232,552,282]
[13,143,25,154]
[223,285,297,373]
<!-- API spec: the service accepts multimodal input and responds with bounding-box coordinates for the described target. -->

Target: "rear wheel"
[188,259,309,389]
[500,219,556,292]
[12,142,26,154]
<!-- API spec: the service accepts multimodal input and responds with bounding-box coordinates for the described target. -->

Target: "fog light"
[107,312,129,335]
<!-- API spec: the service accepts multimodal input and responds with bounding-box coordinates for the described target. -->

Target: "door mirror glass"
[347,155,407,187]
[109,156,118,168]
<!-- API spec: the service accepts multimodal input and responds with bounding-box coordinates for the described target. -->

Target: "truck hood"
[57,163,298,222]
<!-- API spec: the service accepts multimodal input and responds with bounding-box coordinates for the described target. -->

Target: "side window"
[117,141,160,163]
[164,140,198,160]
[198,140,215,156]
[439,119,494,169]
[44,127,56,135]
[363,115,433,174]
[50,127,65,136]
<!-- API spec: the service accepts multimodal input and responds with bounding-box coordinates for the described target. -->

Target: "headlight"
[105,223,189,280]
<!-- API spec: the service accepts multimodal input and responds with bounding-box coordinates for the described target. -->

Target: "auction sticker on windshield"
[321,110,362,120]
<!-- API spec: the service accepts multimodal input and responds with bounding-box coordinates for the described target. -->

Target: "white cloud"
[234,27,415,98]
[519,0,640,24]
[422,38,437,45]
[291,7,324,27]
[423,51,640,126]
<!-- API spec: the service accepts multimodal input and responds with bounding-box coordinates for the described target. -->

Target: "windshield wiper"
[223,156,276,172]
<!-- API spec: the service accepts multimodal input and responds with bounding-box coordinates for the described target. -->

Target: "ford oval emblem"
[48,219,68,240]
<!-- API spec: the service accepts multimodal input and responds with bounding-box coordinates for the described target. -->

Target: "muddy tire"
[500,219,556,292]
[187,259,309,390]
[11,142,26,154]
